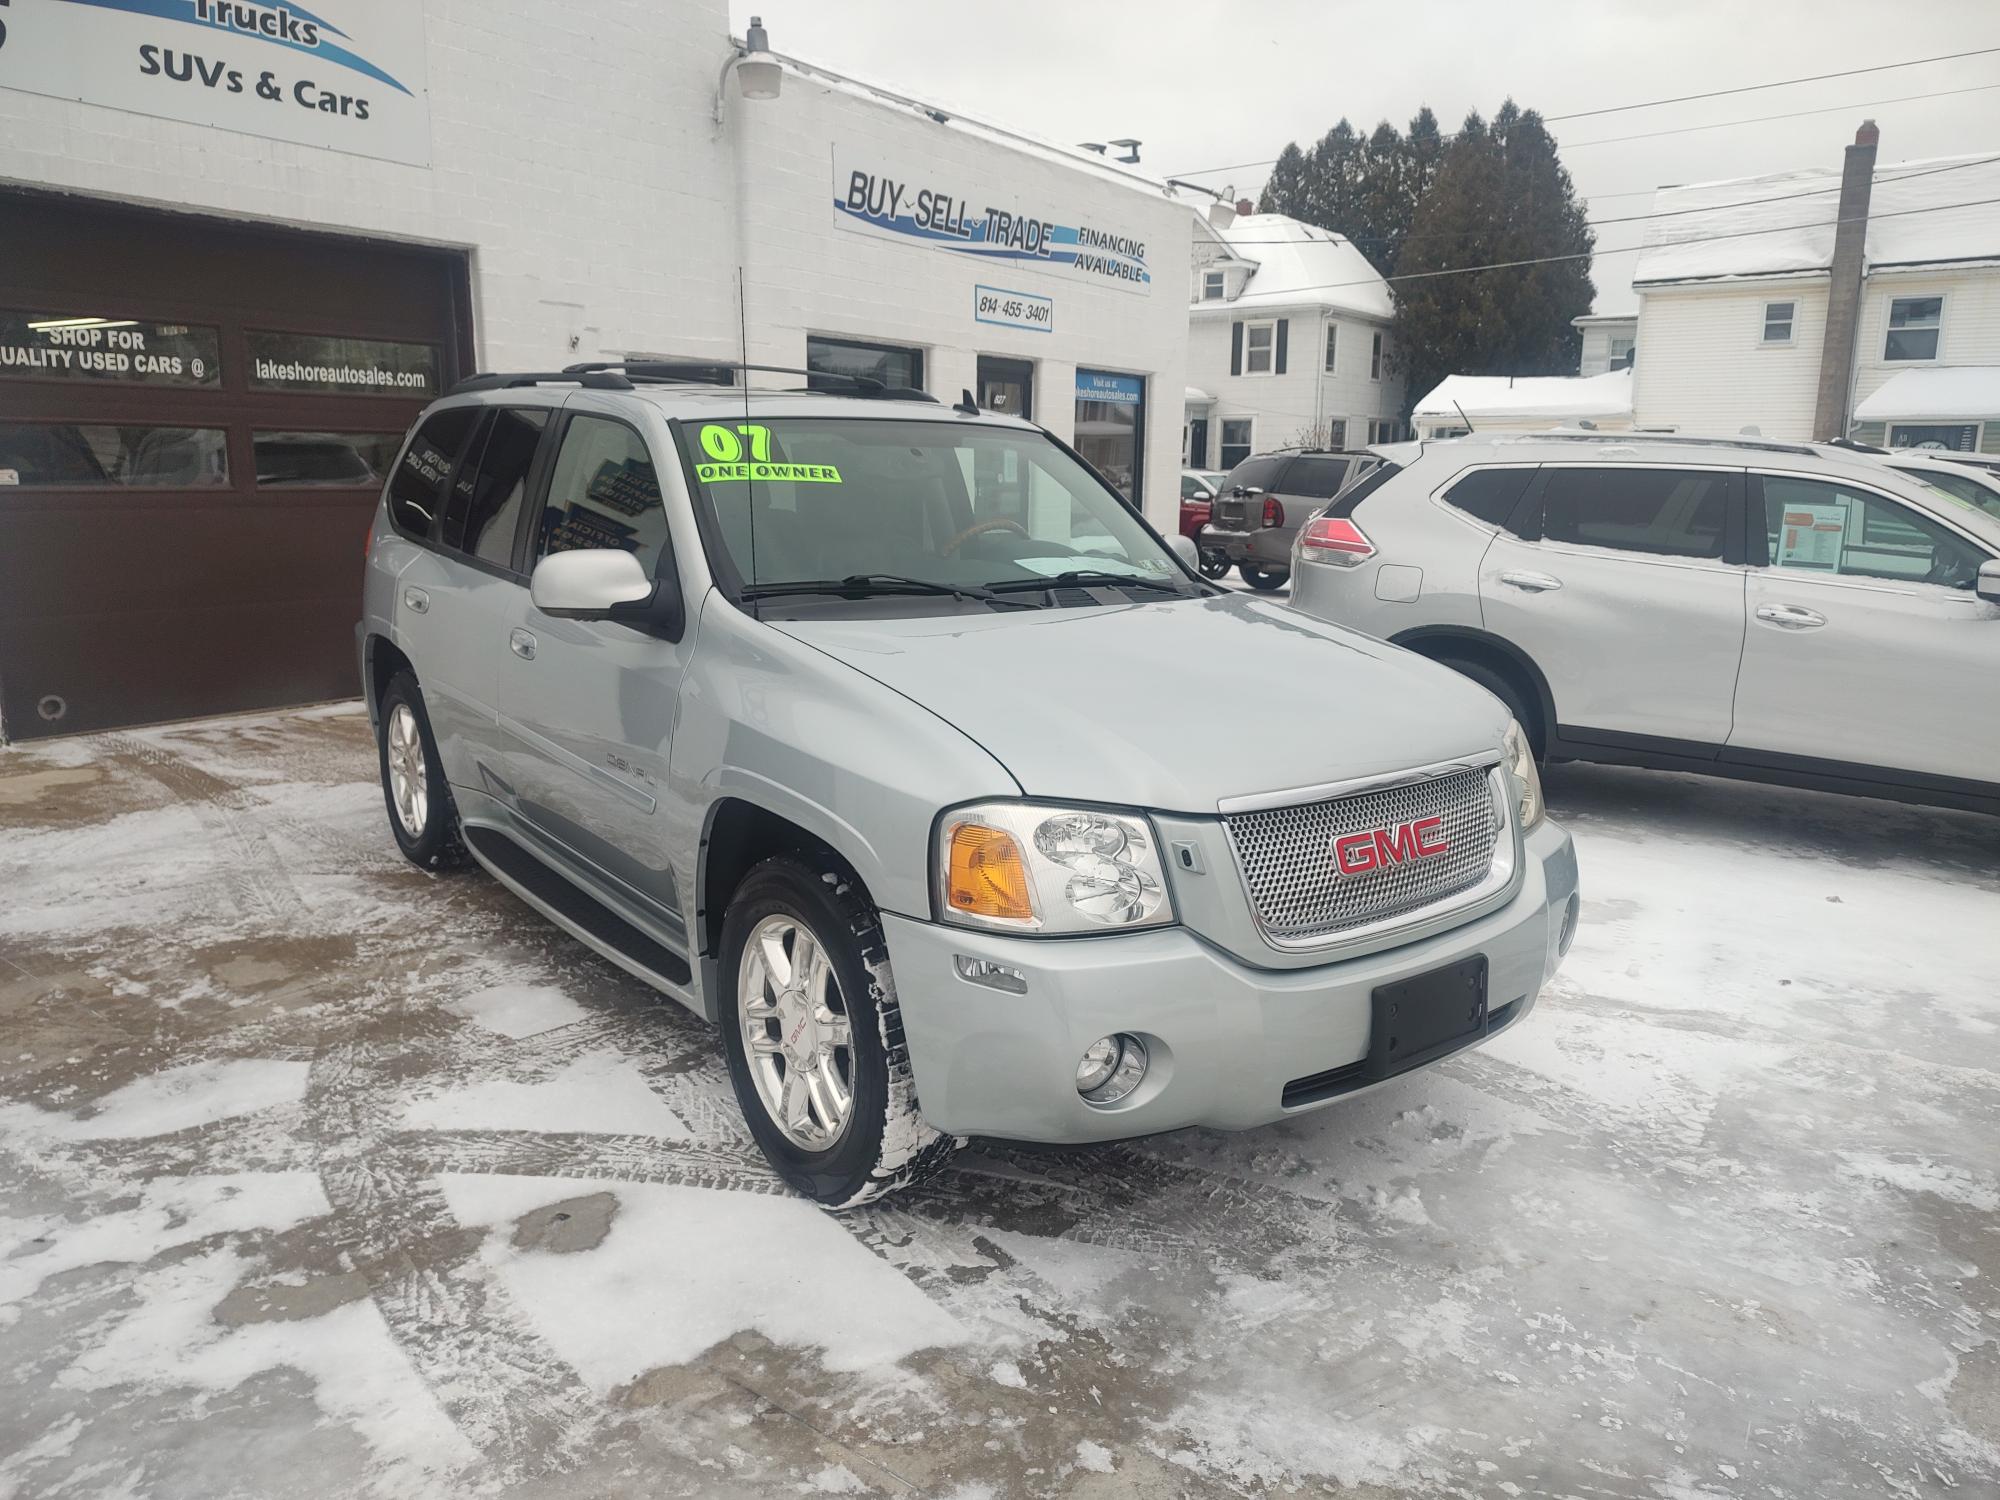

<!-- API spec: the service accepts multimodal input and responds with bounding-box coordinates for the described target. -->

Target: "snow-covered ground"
[1,705,1995,1499]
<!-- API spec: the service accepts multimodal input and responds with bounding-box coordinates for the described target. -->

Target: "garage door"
[0,191,472,740]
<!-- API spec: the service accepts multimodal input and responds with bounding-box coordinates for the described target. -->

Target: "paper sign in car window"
[1776,504,1846,570]
[696,423,841,484]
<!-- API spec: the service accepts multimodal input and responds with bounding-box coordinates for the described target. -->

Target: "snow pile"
[1853,365,2000,421]
[1415,367,1633,421]
[1635,152,2000,284]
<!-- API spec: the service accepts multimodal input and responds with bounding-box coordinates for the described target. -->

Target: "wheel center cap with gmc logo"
[1332,815,1450,877]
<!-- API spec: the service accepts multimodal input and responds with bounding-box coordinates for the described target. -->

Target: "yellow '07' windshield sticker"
[695,423,842,484]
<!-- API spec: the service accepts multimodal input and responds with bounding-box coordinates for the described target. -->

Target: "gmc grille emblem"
[1333,815,1450,877]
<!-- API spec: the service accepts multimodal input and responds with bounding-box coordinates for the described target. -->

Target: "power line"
[1207,154,2000,249]
[1264,192,2000,298]
[1544,45,2000,123]
[1165,75,2000,180]
[1565,81,2000,149]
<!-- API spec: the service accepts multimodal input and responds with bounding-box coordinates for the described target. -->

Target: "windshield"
[679,417,1188,597]
[1901,465,2000,522]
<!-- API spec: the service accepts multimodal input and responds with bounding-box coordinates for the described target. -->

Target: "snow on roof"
[1186,386,1214,403]
[1413,368,1634,421]
[1853,366,2000,421]
[1192,214,1394,319]
[1633,152,2000,286]
[1571,313,1638,328]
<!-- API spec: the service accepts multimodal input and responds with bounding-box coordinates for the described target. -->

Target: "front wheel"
[377,672,468,871]
[1239,563,1289,591]
[1198,547,1231,579]
[719,856,958,1207]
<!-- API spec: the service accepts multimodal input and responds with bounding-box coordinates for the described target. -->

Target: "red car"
[1180,470,1231,578]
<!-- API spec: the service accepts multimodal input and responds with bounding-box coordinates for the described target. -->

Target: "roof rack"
[445,361,941,402]
[1526,430,1822,458]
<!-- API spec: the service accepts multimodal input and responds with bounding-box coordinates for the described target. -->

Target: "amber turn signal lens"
[945,823,1035,921]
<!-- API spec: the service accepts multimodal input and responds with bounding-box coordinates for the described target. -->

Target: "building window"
[1608,336,1636,369]
[1323,324,1338,373]
[1884,297,1942,362]
[1220,418,1254,470]
[1202,269,1225,301]
[1244,322,1276,375]
[1761,303,1794,345]
[1325,417,1347,449]
[1369,332,1384,381]
[1073,369,1145,506]
[1887,422,1980,452]
[806,334,924,392]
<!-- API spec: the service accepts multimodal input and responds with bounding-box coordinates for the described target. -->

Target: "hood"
[772,594,1511,813]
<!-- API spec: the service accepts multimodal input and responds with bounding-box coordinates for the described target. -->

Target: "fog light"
[1076,1033,1148,1106]
[1558,891,1580,957]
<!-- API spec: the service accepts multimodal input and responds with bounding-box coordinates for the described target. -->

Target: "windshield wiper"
[987,569,1190,594]
[740,574,1036,607]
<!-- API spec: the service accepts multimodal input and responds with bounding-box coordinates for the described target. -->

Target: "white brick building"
[1183,211,1405,474]
[0,0,1190,736]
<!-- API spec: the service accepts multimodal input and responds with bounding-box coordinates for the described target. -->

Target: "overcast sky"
[728,1,2000,315]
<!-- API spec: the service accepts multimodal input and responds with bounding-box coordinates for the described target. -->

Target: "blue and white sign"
[974,284,1054,334]
[1076,369,1144,406]
[0,0,431,166]
[833,145,1151,296]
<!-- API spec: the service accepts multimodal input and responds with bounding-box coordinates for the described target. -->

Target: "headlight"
[1503,720,1545,830]
[936,802,1174,934]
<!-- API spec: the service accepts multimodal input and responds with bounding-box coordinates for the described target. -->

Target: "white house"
[1184,209,1406,473]
[1411,369,1634,440]
[1629,123,2000,450]
[1572,314,1637,376]
[0,0,1191,737]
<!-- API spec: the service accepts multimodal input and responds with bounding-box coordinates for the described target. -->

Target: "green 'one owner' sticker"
[696,423,842,484]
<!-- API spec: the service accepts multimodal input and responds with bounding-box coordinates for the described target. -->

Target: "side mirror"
[531,549,684,638]
[1979,559,2000,605]
[1168,534,1200,572]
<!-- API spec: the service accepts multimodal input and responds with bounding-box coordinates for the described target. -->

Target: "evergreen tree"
[1258,142,1310,218]
[1390,101,1595,419]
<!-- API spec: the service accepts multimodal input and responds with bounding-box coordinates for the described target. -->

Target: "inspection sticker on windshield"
[695,423,841,484]
[696,460,842,484]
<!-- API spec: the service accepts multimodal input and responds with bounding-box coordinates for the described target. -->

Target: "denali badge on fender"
[1333,816,1450,877]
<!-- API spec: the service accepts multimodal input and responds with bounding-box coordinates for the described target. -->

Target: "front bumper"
[1198,523,1291,568]
[885,819,1577,1142]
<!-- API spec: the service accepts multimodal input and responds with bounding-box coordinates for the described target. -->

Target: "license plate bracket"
[1367,955,1488,1079]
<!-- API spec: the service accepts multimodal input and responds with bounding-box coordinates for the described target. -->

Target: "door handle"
[1755,603,1826,630]
[1499,570,1563,593]
[509,627,538,661]
[403,587,430,614]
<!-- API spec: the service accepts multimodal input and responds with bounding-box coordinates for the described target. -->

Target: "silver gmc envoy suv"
[359,363,1577,1206]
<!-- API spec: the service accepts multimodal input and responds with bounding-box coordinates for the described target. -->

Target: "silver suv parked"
[1199,449,1382,590]
[1289,432,2000,815]
[360,364,1577,1205]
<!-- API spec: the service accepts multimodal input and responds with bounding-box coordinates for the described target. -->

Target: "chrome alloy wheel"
[386,702,429,840]
[739,913,855,1150]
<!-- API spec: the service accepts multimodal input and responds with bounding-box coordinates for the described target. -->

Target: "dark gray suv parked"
[1199,450,1382,589]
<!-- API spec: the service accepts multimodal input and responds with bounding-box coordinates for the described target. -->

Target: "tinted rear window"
[1283,456,1352,499]
[1541,467,1728,559]
[1325,461,1403,518]
[387,406,479,540]
[1221,456,1288,492]
[1442,467,1536,528]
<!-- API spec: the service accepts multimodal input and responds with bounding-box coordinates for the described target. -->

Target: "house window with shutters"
[1244,321,1276,374]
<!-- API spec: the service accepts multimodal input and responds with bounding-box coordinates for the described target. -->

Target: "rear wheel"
[1238,563,1288,591]
[1198,548,1231,579]
[377,672,468,871]
[719,856,958,1207]
[1437,656,1543,759]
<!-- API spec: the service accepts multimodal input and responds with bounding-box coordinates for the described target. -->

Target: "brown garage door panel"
[0,499,378,620]
[0,189,471,739]
[1,595,363,738]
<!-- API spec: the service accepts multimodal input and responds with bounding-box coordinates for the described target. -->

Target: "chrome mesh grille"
[1224,766,1502,942]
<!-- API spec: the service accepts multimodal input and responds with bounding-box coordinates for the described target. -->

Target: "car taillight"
[1261,496,1283,528]
[1298,515,1375,566]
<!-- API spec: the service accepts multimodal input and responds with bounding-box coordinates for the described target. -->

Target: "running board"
[463,825,693,991]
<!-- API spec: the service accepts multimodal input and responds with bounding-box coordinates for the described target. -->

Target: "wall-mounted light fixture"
[714,14,782,124]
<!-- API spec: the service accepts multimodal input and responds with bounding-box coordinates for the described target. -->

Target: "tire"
[1438,656,1543,759]
[718,856,958,1208]
[1198,548,1231,580]
[377,671,469,871]
[1238,563,1289,591]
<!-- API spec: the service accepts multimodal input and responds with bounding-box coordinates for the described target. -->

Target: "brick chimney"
[1236,198,1255,218]
[1812,120,1879,439]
